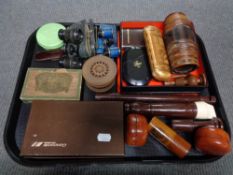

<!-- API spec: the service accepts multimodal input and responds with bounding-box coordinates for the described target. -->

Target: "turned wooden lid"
[164,12,194,33]
[82,55,117,88]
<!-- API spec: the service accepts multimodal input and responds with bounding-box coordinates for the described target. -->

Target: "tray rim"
[3,22,231,166]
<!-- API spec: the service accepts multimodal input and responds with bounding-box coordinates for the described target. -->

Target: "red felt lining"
[119,21,205,88]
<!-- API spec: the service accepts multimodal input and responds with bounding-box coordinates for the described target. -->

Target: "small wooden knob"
[188,74,207,86]
[195,127,231,156]
[165,74,207,86]
[126,114,148,146]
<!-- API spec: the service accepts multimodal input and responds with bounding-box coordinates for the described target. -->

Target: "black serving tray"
[4,22,231,166]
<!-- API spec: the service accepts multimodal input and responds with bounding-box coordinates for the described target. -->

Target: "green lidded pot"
[36,23,65,50]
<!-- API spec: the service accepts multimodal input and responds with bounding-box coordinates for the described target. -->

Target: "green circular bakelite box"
[36,23,65,50]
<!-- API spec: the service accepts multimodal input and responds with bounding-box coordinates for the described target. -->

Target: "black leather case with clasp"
[122,48,151,86]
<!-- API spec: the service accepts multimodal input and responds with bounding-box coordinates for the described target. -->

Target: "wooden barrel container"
[164,12,200,74]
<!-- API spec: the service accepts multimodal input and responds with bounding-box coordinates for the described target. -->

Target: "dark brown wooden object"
[95,93,216,104]
[126,114,148,146]
[35,50,65,61]
[20,101,125,157]
[124,102,216,119]
[171,118,224,132]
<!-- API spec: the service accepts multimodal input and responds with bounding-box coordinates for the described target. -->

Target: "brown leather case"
[20,101,124,158]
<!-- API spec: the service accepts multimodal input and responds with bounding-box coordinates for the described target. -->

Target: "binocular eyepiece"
[58,28,84,44]
[58,57,83,69]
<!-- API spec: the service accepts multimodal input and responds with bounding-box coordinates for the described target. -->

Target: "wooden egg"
[126,114,148,146]
[195,127,231,156]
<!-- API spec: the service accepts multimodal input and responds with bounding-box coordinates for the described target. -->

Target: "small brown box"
[20,101,125,158]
